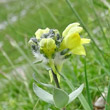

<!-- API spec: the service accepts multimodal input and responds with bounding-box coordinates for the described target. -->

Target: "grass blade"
[105,82,110,110]
[42,3,59,24]
[7,36,44,78]
[84,57,93,109]
[89,0,110,48]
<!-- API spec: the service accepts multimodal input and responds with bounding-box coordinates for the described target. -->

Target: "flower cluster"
[29,23,90,59]
[29,23,90,79]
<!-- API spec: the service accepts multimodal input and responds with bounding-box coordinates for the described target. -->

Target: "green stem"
[51,70,60,88]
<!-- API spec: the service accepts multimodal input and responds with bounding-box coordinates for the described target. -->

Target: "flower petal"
[35,28,50,39]
[67,26,83,36]
[65,33,81,49]
[39,38,56,57]
[62,23,80,37]
[81,38,91,44]
[71,45,86,55]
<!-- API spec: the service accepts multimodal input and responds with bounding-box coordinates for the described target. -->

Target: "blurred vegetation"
[0,0,110,110]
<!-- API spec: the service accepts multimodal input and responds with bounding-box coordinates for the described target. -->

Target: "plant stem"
[51,70,60,88]
[51,70,66,110]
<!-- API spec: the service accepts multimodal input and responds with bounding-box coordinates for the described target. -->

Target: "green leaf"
[105,82,110,110]
[53,88,69,108]
[62,73,91,110]
[84,58,93,109]
[33,83,54,104]
[68,84,84,104]
[33,73,54,88]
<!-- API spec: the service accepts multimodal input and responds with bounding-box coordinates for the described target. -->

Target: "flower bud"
[28,38,38,52]
[35,28,50,39]
[39,38,56,57]
[28,38,38,45]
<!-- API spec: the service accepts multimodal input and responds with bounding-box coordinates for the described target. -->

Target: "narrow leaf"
[53,88,69,108]
[84,58,93,109]
[105,82,110,110]
[68,84,84,104]
[33,73,54,88]
[33,83,54,104]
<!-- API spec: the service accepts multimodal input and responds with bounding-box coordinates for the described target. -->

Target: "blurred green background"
[0,0,110,110]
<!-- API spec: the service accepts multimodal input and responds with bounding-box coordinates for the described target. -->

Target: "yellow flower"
[60,23,90,55]
[62,23,82,37]
[35,28,50,39]
[39,38,56,57]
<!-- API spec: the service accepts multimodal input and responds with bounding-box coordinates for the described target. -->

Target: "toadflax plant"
[29,23,90,110]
